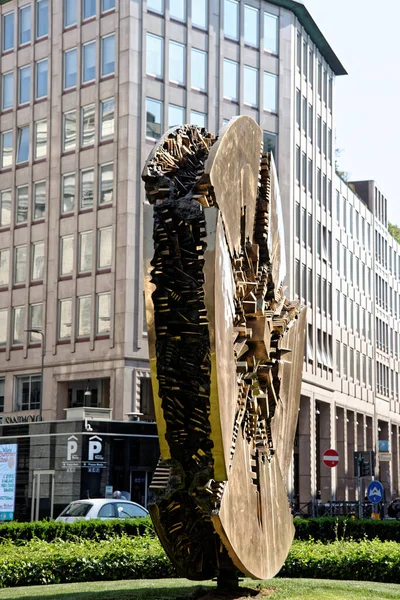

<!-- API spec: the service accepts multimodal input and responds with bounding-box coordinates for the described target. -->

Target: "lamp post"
[25,329,44,421]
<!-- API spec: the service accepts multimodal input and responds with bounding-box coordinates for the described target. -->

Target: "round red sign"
[323,448,339,468]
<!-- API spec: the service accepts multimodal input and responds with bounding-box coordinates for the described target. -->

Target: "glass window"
[264,12,278,54]
[64,0,77,28]
[102,0,116,12]
[191,48,207,91]
[81,104,95,146]
[12,307,25,346]
[2,72,14,109]
[223,59,238,101]
[62,173,75,213]
[263,71,277,113]
[101,34,115,76]
[170,0,185,21]
[169,41,185,85]
[36,0,48,38]
[190,111,206,128]
[263,131,277,162]
[63,110,76,152]
[83,0,96,20]
[116,502,147,518]
[97,293,111,334]
[60,235,74,276]
[3,12,14,52]
[78,296,92,337]
[244,5,259,47]
[15,374,41,410]
[0,310,7,347]
[31,242,44,281]
[15,245,27,284]
[79,231,93,273]
[148,0,163,13]
[80,169,94,209]
[0,379,4,410]
[35,59,48,99]
[224,0,239,40]
[146,33,163,78]
[34,120,47,159]
[191,0,206,28]
[0,250,10,286]
[168,104,185,128]
[100,98,115,140]
[29,304,43,342]
[82,41,96,82]
[19,65,31,104]
[64,48,77,89]
[244,66,258,107]
[33,181,46,220]
[99,163,113,204]
[19,5,31,45]
[146,98,162,140]
[16,186,28,224]
[1,131,13,168]
[0,190,11,226]
[98,227,112,269]
[59,299,72,340]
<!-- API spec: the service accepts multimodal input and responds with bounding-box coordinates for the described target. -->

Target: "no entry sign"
[323,448,339,468]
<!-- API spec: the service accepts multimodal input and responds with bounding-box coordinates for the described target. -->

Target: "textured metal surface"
[142,117,306,581]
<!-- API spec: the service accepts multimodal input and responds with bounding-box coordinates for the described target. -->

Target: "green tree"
[388,222,400,244]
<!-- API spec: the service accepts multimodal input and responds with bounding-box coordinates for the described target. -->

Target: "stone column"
[318,401,331,503]
[347,410,355,500]
[299,395,312,504]
[336,406,346,500]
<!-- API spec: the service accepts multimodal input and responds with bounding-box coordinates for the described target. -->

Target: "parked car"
[388,498,400,519]
[56,498,149,522]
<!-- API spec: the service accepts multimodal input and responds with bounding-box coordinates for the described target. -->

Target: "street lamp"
[24,329,44,421]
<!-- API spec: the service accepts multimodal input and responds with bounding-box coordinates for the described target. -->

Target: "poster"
[0,444,17,521]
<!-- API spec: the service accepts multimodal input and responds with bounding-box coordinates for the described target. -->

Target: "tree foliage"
[388,222,400,245]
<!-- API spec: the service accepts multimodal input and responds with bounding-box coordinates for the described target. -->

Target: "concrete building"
[0,0,398,518]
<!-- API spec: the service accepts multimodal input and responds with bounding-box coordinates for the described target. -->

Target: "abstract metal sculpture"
[142,117,306,585]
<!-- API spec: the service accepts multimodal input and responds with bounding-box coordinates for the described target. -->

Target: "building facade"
[0,0,398,517]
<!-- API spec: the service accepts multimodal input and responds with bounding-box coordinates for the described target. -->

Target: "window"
[302,96,307,134]
[169,41,185,85]
[19,65,31,104]
[15,374,41,410]
[99,163,113,205]
[309,49,314,87]
[31,242,44,281]
[36,0,48,38]
[64,0,77,28]
[100,98,115,140]
[12,307,25,346]
[59,299,72,340]
[224,0,239,40]
[79,231,93,273]
[2,131,13,168]
[263,132,277,162]
[97,293,111,334]
[243,66,258,107]
[0,250,10,286]
[146,33,163,79]
[0,312,6,347]
[17,126,30,163]
[81,104,95,146]
[34,120,47,159]
[19,5,31,45]
[62,173,75,213]
[63,110,76,152]
[148,0,163,13]
[0,379,3,411]
[14,245,27,284]
[98,227,112,269]
[295,89,300,127]
[83,0,96,20]
[60,235,74,276]
[0,190,11,227]
[244,5,259,47]
[191,0,207,28]
[102,0,115,10]
[168,104,185,128]
[263,72,277,113]
[64,48,77,89]
[78,296,92,337]
[191,49,207,91]
[190,110,206,128]
[35,59,48,99]
[2,72,14,109]
[264,12,278,55]
[3,12,14,51]
[170,0,185,21]
[33,181,46,221]
[82,41,96,82]
[308,104,313,140]
[80,169,94,209]
[101,34,115,77]
[302,41,307,79]
[29,304,43,343]
[146,98,162,140]
[16,186,28,224]
[223,59,238,102]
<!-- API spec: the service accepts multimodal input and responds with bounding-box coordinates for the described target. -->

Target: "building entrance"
[31,470,55,521]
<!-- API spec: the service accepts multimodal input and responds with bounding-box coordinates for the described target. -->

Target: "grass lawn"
[0,578,400,600]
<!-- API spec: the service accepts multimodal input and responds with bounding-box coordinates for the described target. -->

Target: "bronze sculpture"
[142,117,306,587]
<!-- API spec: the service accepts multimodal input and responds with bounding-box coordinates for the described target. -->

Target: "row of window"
[336,192,372,252]
[376,362,399,399]
[64,34,115,89]
[296,32,333,110]
[64,0,116,28]
[336,292,373,341]
[306,326,333,372]
[2,0,48,52]
[63,98,115,152]
[336,342,373,389]
[1,58,48,109]
[376,318,399,357]
[336,242,372,295]
[1,120,47,167]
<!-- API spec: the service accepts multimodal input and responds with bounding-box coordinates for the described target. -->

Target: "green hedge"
[294,517,400,543]
[0,517,154,544]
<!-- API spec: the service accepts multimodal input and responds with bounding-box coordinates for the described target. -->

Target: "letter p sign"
[88,436,102,461]
[67,436,78,461]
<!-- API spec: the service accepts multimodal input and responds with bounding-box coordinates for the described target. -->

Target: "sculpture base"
[197,587,273,599]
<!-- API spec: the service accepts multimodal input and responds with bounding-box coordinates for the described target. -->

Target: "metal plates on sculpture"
[142,116,306,581]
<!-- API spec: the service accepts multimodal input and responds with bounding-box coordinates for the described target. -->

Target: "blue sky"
[303,0,400,224]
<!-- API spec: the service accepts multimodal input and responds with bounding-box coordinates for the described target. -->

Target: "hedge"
[293,517,400,543]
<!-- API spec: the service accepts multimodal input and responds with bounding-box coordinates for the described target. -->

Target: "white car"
[56,498,149,522]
